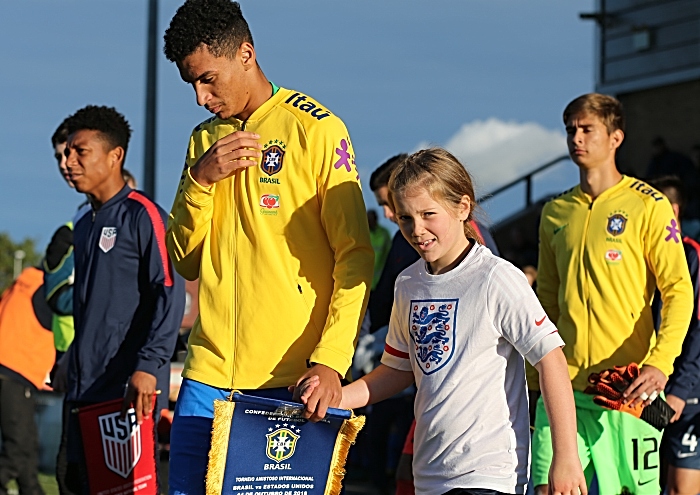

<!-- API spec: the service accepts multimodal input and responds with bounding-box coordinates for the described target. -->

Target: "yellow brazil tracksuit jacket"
[166,87,374,390]
[529,175,693,392]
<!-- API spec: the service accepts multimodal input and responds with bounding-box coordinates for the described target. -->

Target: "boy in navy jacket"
[62,105,185,492]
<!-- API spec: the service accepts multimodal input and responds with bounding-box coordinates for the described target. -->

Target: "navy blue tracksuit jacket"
[68,185,185,408]
[665,236,700,410]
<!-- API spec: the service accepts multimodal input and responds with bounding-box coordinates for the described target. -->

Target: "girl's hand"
[289,375,320,404]
[548,453,587,495]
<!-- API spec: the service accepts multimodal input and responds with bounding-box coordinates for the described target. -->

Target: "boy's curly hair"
[164,0,253,63]
[64,105,132,157]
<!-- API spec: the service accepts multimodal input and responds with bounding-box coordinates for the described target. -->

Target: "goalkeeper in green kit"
[529,93,694,495]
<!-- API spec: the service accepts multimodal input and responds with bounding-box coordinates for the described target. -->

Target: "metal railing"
[477,154,571,207]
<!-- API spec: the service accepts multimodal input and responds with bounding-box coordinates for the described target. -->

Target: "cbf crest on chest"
[409,299,458,375]
[99,227,117,253]
[260,139,286,177]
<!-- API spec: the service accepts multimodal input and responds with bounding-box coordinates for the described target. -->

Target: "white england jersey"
[382,244,564,495]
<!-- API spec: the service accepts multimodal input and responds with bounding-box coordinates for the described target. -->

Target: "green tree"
[0,232,41,293]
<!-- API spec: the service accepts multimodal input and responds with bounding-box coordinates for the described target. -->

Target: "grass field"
[7,474,58,495]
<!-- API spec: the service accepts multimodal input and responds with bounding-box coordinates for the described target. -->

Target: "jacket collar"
[92,184,132,213]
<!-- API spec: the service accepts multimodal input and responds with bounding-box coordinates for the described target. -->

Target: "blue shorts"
[662,407,700,470]
[168,379,291,495]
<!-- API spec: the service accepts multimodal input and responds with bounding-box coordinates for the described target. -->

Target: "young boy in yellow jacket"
[530,93,694,495]
[163,1,374,493]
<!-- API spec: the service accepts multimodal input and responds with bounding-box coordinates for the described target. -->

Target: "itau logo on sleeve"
[98,409,142,478]
[99,227,117,253]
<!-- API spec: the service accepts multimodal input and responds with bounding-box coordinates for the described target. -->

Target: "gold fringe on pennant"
[323,415,366,495]
[206,400,236,495]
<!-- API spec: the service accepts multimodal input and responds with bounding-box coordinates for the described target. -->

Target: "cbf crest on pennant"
[266,427,300,463]
[260,142,285,176]
[206,392,365,495]
[99,227,117,253]
[410,299,458,375]
[606,214,627,236]
[97,408,142,478]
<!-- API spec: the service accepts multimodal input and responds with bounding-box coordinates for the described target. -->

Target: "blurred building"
[588,0,700,176]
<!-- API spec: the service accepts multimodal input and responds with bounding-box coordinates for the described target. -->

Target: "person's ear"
[611,129,624,151]
[239,42,256,70]
[458,195,471,221]
[109,146,125,171]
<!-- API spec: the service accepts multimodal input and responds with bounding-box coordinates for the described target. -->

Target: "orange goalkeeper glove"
[585,363,674,431]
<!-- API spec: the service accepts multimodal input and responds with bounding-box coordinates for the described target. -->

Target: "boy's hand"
[548,453,588,495]
[190,131,261,187]
[122,371,156,425]
[622,364,667,407]
[585,363,674,430]
[666,394,685,423]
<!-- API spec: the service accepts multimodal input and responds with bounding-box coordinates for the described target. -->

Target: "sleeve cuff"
[524,332,565,366]
[183,168,216,207]
[134,358,160,377]
[643,356,673,378]
[666,383,691,401]
[309,346,352,377]
[381,344,412,372]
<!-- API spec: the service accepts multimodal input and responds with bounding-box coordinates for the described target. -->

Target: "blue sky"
[0,0,594,247]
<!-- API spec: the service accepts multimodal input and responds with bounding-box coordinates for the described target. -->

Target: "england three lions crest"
[409,299,458,375]
[99,227,117,253]
[98,409,142,478]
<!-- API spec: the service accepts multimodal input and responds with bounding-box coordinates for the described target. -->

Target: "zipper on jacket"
[231,122,245,386]
[76,207,99,399]
[583,199,594,372]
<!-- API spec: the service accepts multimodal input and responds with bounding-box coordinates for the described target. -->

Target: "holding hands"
[289,364,342,422]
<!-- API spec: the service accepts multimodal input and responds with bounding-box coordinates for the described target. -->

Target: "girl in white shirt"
[300,148,585,495]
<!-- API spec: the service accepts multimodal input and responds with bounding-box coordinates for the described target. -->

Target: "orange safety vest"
[0,267,55,389]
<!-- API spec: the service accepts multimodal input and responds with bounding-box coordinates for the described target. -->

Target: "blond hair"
[387,148,481,242]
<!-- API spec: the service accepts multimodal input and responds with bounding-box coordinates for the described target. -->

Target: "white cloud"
[415,118,568,194]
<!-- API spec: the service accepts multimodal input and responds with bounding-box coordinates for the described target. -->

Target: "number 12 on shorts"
[631,437,659,471]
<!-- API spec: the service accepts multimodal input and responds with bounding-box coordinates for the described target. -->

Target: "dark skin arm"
[121,371,157,425]
[622,365,667,407]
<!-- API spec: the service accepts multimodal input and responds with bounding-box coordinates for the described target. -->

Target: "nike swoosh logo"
[677,451,698,458]
[638,479,655,486]
[553,224,568,235]
[535,316,546,326]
